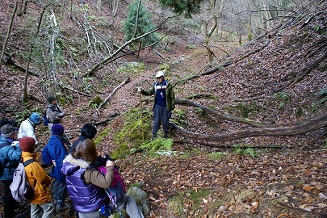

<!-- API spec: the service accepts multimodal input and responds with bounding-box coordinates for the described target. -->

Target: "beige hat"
[155,71,164,78]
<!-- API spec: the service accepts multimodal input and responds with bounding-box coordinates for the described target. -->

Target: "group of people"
[0,70,175,218]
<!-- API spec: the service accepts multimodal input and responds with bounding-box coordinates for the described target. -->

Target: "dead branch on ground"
[176,99,269,127]
[170,113,327,142]
[97,77,131,110]
[1,54,39,76]
[94,111,120,126]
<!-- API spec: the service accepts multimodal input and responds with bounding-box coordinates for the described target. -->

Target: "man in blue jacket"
[0,124,21,218]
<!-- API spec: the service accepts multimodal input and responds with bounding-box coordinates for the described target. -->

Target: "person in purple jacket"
[42,124,70,212]
[61,139,115,218]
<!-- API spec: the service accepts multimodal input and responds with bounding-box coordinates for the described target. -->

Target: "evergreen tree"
[123,0,159,50]
[158,0,203,18]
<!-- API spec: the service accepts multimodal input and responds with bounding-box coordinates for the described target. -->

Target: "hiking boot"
[163,132,169,139]
[56,202,70,212]
[151,134,157,141]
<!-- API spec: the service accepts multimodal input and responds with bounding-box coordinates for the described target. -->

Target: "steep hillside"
[0,0,326,217]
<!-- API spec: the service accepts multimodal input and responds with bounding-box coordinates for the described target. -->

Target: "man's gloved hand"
[169,110,173,118]
[58,112,65,118]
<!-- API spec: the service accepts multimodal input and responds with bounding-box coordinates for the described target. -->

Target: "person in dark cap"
[20,136,55,217]
[45,96,66,136]
[18,112,41,146]
[0,118,17,135]
[42,124,70,212]
[0,124,21,218]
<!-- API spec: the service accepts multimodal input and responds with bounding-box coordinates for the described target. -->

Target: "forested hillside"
[0,0,326,217]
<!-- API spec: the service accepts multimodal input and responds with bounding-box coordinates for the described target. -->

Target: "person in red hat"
[20,136,55,217]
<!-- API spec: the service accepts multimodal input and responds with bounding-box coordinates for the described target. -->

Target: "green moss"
[94,127,111,146]
[227,102,262,118]
[168,189,211,217]
[116,62,146,76]
[140,138,174,157]
[295,106,305,117]
[207,152,223,160]
[273,91,290,110]
[88,95,103,109]
[111,108,152,159]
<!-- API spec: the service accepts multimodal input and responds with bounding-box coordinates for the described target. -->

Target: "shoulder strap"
[23,159,36,167]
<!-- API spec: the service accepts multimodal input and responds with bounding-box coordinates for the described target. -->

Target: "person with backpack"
[138,70,175,140]
[61,138,115,218]
[18,112,42,146]
[97,156,145,218]
[0,124,21,218]
[41,124,70,212]
[19,136,55,217]
[45,96,66,136]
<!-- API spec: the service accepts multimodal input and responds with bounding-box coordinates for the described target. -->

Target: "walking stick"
[139,90,144,140]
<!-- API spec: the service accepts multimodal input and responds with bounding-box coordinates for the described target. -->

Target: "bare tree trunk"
[22,4,49,103]
[0,1,18,71]
[96,0,101,12]
[49,9,59,83]
[215,0,225,38]
[112,0,119,17]
[203,16,217,62]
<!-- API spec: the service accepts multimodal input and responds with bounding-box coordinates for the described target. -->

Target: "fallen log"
[176,99,269,127]
[170,113,327,142]
[97,77,130,110]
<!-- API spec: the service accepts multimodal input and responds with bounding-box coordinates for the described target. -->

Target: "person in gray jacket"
[45,96,66,136]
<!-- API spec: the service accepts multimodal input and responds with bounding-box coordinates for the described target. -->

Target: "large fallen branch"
[170,113,327,142]
[176,99,269,127]
[83,17,173,77]
[97,77,130,110]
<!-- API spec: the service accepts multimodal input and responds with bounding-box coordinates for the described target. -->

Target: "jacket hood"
[62,154,90,176]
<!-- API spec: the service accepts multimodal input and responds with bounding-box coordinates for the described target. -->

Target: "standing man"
[139,70,175,139]
[45,96,65,136]
[0,124,21,218]
[18,112,42,146]
[42,124,70,212]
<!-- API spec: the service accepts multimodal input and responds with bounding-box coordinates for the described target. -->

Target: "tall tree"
[157,0,204,18]
[123,0,159,58]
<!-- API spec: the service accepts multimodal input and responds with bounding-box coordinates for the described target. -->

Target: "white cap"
[155,71,164,78]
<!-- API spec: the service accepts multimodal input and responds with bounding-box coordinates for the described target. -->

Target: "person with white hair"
[138,70,175,140]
